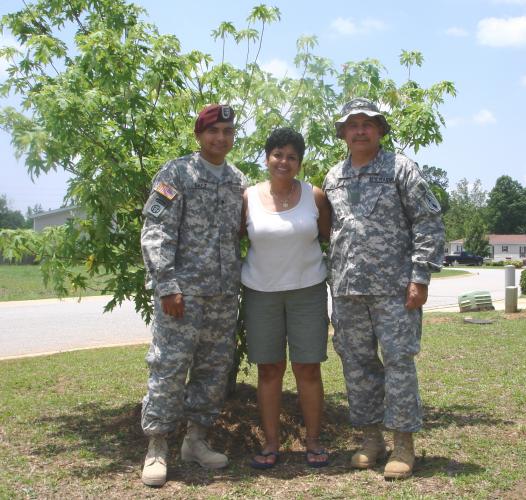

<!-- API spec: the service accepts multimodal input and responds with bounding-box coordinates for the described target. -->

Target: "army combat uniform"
[323,148,444,432]
[141,152,247,436]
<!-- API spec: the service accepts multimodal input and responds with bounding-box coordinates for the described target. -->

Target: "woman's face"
[266,144,301,182]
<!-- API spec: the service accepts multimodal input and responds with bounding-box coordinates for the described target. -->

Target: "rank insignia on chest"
[369,176,395,184]
[350,190,360,204]
[154,182,178,200]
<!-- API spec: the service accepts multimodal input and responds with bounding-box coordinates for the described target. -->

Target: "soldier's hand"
[405,282,428,309]
[161,293,185,318]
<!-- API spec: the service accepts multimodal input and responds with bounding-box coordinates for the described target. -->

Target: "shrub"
[485,260,523,268]
[520,269,526,295]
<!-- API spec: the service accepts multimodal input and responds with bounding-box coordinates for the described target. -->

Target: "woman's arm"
[313,186,331,241]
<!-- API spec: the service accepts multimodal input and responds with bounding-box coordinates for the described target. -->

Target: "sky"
[1,0,526,213]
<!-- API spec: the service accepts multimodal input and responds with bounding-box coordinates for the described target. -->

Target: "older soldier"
[323,98,444,479]
[140,104,247,487]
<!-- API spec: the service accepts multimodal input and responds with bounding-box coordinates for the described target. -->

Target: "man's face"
[196,122,235,164]
[340,114,383,156]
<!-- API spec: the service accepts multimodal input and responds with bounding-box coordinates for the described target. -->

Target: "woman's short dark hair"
[264,127,305,163]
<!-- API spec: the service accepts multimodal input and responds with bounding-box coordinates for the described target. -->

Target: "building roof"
[488,234,526,244]
[30,206,81,220]
[448,234,526,245]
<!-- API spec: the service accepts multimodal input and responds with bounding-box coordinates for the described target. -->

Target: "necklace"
[269,180,295,208]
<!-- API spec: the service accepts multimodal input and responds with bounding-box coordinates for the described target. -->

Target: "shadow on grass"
[31,383,489,483]
[423,404,515,428]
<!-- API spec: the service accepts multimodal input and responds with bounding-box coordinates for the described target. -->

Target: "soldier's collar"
[340,149,385,179]
[195,152,237,184]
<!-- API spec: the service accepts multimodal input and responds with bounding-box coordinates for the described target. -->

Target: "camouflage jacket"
[141,153,248,297]
[323,149,444,297]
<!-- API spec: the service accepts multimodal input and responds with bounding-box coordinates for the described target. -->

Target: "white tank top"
[241,180,327,292]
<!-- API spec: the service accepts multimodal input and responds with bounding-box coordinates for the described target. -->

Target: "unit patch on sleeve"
[423,190,441,213]
[144,194,169,219]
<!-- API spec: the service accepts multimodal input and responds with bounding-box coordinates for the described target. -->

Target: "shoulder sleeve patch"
[154,182,178,200]
[423,190,442,213]
[143,194,169,219]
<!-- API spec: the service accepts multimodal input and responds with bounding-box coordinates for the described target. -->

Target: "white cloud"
[477,16,526,47]
[445,27,469,37]
[445,116,465,127]
[473,109,496,125]
[330,17,386,36]
[260,59,298,79]
[491,0,526,5]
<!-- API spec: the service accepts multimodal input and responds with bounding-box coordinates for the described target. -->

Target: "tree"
[0,194,28,229]
[0,0,456,382]
[26,203,44,219]
[443,178,487,241]
[463,212,490,257]
[421,165,450,213]
[486,175,526,234]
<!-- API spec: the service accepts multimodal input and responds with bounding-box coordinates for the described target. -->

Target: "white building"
[446,234,526,263]
[31,206,86,232]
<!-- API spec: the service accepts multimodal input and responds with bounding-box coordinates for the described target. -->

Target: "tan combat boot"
[141,435,168,487]
[384,431,415,479]
[181,421,228,469]
[351,424,387,469]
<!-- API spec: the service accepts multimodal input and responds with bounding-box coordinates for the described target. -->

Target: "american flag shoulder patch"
[154,182,177,200]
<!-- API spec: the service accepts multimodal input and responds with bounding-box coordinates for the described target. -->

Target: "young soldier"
[140,104,247,487]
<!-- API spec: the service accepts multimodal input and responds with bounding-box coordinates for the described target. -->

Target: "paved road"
[425,267,523,311]
[0,267,523,359]
[0,295,151,359]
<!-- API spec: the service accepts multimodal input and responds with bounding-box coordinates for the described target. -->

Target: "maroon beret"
[194,104,235,134]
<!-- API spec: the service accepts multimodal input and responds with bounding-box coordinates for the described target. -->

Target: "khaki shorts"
[243,281,329,364]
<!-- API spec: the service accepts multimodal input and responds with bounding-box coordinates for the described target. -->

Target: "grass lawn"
[1,309,525,498]
[0,265,467,302]
[0,264,110,302]
[433,269,470,279]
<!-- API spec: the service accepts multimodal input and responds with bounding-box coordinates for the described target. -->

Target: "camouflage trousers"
[332,294,423,432]
[141,294,238,436]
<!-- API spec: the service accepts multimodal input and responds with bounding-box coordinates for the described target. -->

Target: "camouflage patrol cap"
[194,104,235,134]
[335,97,391,138]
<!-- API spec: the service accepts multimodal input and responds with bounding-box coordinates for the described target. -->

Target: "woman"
[241,127,331,468]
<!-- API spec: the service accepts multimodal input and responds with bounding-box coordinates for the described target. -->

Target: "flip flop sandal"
[250,450,280,469]
[306,448,329,468]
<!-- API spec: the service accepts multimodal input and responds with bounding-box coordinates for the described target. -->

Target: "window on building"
[502,245,508,252]
[455,245,462,252]
[520,246,526,258]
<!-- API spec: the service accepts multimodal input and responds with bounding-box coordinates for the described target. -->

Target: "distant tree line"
[420,169,526,257]
[0,194,43,230]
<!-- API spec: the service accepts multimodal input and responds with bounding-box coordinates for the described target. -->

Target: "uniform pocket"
[360,183,384,217]
[219,182,243,228]
[184,182,217,219]
[325,181,352,221]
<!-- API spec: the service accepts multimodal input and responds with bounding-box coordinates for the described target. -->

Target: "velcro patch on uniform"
[154,182,178,200]
[145,195,169,219]
[193,181,214,190]
[369,176,395,184]
[423,190,441,213]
